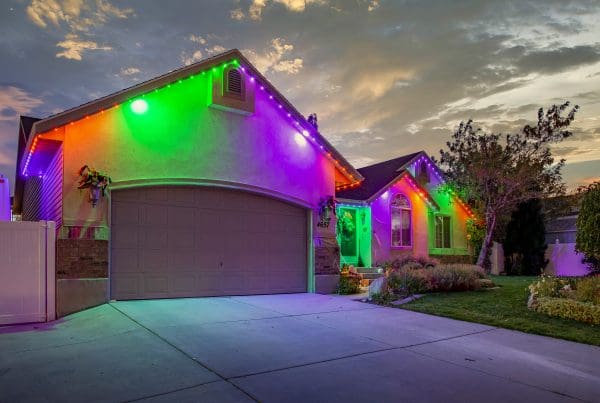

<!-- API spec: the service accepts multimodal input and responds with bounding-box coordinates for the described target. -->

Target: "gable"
[19,50,362,188]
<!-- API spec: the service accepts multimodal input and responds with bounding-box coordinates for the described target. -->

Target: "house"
[12,49,363,316]
[335,152,475,266]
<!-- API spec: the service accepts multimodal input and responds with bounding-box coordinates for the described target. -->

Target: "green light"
[131,99,148,114]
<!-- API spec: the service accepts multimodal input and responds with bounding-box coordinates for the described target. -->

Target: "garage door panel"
[111,273,142,298]
[169,188,196,205]
[112,186,307,300]
[168,228,195,249]
[144,275,170,295]
[111,248,139,272]
[168,251,195,271]
[113,202,140,225]
[140,250,168,272]
[140,228,168,249]
[144,188,169,203]
[194,210,221,229]
[140,204,168,226]
[172,273,196,293]
[112,226,139,249]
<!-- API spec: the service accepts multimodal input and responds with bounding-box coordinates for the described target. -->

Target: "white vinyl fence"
[0,221,55,325]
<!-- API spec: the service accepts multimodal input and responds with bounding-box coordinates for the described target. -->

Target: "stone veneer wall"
[55,232,109,317]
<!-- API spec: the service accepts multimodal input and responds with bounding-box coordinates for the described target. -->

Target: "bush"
[528,275,569,299]
[532,297,600,325]
[574,276,600,305]
[385,263,487,297]
[337,273,361,295]
[379,255,440,271]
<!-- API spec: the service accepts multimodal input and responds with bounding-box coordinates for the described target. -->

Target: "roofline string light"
[22,58,360,187]
[410,155,475,218]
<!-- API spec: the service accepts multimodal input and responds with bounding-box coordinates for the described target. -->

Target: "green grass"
[399,276,600,346]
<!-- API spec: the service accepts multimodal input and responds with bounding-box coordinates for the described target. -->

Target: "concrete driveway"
[1,293,599,402]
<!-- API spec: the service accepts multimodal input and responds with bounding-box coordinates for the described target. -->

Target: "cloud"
[233,0,326,21]
[119,67,140,76]
[189,34,207,45]
[26,0,132,61]
[56,33,112,60]
[26,0,133,32]
[243,38,303,75]
[180,50,204,66]
[368,1,380,12]
[0,86,43,122]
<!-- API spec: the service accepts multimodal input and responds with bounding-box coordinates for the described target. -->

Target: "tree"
[503,198,548,275]
[439,102,579,269]
[576,181,600,273]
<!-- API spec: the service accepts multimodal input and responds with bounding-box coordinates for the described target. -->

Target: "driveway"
[1,293,599,402]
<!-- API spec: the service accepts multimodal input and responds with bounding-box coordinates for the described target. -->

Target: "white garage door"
[110,187,307,300]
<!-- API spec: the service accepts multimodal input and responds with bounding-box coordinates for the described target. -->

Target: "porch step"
[356,267,383,274]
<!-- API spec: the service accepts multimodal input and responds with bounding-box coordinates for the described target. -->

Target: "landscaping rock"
[368,277,386,300]
[390,294,424,306]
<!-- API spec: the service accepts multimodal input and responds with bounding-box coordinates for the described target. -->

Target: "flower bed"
[528,275,600,325]
[371,260,492,303]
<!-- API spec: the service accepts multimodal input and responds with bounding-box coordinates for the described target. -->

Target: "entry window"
[435,215,451,248]
[391,194,411,247]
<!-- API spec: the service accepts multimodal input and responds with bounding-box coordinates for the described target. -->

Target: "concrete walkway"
[1,293,599,402]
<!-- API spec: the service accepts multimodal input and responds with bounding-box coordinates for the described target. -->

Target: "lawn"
[400,276,600,346]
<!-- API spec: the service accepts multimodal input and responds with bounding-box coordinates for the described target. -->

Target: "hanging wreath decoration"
[77,165,112,207]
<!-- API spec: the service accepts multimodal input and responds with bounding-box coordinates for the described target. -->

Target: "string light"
[22,57,360,187]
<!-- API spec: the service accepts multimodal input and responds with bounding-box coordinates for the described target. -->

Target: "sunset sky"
[1,0,599,193]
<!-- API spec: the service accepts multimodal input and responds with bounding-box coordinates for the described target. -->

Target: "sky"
[1,0,599,194]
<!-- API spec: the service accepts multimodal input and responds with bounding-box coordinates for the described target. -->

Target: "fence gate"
[0,221,55,325]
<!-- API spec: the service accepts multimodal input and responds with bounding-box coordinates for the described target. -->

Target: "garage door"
[110,187,307,300]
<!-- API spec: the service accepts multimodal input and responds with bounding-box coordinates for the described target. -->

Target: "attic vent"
[226,68,243,95]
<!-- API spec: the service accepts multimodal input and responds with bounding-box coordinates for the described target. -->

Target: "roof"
[19,49,362,185]
[13,116,41,213]
[546,215,577,233]
[336,151,422,200]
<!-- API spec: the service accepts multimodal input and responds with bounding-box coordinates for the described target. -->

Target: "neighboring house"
[336,152,475,266]
[13,49,363,316]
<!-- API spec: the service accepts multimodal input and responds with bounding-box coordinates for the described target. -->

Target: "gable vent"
[227,68,243,95]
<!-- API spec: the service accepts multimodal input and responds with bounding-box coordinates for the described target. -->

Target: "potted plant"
[77,165,112,207]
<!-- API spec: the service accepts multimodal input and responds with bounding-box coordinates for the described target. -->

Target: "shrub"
[429,264,482,292]
[337,272,361,295]
[387,269,431,296]
[379,255,440,271]
[386,263,486,296]
[574,276,600,305]
[532,297,600,325]
[528,275,569,299]
[478,278,495,288]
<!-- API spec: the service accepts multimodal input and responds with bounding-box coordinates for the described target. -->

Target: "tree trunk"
[476,213,497,271]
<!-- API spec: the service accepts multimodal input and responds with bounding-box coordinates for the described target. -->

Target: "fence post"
[45,221,56,321]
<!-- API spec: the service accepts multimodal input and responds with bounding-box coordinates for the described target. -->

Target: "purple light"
[269,95,273,99]
[260,86,264,90]
[250,77,255,82]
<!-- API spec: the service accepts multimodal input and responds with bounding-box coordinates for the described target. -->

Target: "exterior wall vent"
[226,69,243,96]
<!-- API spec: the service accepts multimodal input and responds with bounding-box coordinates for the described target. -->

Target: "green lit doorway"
[336,206,372,267]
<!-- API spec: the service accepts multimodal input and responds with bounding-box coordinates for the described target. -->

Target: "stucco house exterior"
[13,49,363,316]
[336,152,475,267]
[13,49,474,317]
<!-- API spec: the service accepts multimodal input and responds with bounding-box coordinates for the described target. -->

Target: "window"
[225,68,244,97]
[434,215,451,248]
[391,194,411,247]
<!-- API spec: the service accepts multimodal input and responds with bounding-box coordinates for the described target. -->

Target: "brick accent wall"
[56,239,108,279]
[314,236,340,275]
